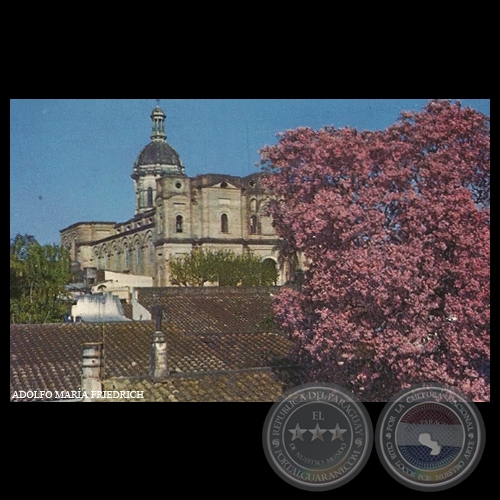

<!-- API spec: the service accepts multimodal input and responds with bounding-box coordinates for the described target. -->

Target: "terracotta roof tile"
[97,368,293,402]
[121,302,133,319]
[136,286,279,334]
[10,321,300,402]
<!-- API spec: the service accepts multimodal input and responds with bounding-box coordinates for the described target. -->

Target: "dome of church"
[134,140,182,169]
[132,104,184,175]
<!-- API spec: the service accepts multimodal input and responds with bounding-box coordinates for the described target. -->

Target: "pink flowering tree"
[260,100,490,401]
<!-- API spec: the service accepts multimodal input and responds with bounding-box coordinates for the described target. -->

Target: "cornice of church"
[75,223,155,247]
[154,237,282,247]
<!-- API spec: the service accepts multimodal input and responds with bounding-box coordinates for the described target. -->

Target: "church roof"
[131,104,184,175]
[133,140,182,169]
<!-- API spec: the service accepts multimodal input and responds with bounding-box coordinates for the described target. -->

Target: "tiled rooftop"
[98,369,291,402]
[121,302,133,319]
[135,287,280,334]
[10,320,300,402]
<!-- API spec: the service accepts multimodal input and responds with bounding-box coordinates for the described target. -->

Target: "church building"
[60,104,288,286]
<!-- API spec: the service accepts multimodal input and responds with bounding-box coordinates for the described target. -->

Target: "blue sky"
[10,99,490,246]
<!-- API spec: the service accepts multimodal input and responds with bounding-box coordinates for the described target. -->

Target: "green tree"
[169,248,278,287]
[168,248,218,287]
[10,234,72,323]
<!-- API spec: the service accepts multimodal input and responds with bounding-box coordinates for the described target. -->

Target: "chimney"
[150,306,168,379]
[81,342,103,400]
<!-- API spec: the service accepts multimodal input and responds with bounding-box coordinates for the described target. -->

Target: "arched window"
[147,187,153,207]
[113,246,119,270]
[158,212,164,234]
[148,238,154,272]
[103,248,108,270]
[176,215,183,233]
[221,213,229,233]
[123,243,130,270]
[250,215,258,234]
[250,198,257,212]
[135,241,141,272]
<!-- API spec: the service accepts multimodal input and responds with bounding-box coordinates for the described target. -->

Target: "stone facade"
[60,105,290,286]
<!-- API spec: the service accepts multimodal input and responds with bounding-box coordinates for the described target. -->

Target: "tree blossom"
[260,100,489,401]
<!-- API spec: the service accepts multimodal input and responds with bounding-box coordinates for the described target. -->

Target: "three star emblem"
[289,422,347,442]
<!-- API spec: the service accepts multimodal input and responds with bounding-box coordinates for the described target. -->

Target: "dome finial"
[150,101,166,141]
